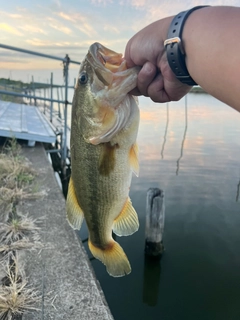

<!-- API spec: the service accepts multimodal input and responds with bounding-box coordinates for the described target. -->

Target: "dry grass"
[0,138,42,319]
[0,213,41,245]
[0,153,35,190]
[0,256,40,320]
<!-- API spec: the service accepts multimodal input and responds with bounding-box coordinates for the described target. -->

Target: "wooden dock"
[0,100,56,144]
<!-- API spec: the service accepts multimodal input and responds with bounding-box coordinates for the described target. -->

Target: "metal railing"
[0,43,81,166]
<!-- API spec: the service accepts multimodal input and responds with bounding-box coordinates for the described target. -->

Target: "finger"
[137,62,157,96]
[147,74,191,103]
[124,40,135,68]
[147,73,169,103]
[127,61,156,96]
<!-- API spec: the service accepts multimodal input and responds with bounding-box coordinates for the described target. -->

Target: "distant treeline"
[0,78,51,89]
[0,78,27,88]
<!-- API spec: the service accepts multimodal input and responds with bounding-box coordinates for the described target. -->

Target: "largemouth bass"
[66,42,140,277]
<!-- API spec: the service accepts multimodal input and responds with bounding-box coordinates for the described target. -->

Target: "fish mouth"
[87,42,127,85]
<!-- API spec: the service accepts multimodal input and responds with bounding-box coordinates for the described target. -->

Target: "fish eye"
[79,72,88,85]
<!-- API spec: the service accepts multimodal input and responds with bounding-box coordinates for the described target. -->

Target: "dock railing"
[0,43,81,166]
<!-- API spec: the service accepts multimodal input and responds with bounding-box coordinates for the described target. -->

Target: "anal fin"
[66,177,84,230]
[112,197,139,236]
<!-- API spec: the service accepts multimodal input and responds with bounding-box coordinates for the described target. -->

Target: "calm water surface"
[79,93,240,320]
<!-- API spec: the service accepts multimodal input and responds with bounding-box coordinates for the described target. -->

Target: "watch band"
[164,6,209,86]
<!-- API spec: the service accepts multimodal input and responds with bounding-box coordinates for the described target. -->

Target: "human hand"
[124,17,192,103]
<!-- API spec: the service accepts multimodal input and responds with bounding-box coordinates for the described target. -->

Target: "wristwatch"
[164,6,209,86]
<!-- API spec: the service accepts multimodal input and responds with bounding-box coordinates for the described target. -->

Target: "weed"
[3,138,21,159]
[0,256,40,319]
[0,213,41,245]
[0,139,42,319]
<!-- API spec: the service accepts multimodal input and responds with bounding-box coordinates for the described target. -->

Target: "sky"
[0,0,240,82]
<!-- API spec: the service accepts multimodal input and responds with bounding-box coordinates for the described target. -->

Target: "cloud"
[47,17,73,35]
[0,50,29,58]
[52,0,62,6]
[0,10,22,18]
[49,23,72,35]
[57,12,75,22]
[0,49,40,66]
[2,0,239,73]
[8,13,23,18]
[0,23,23,36]
[90,0,113,5]
[15,6,28,13]
[0,57,28,64]
[75,24,97,38]
[23,39,87,61]
[128,0,148,8]
[54,11,98,38]
[0,9,48,36]
[25,38,73,47]
[103,24,121,34]
[19,25,47,35]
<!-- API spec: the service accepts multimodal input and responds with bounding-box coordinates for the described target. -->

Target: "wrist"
[160,16,174,50]
[164,6,209,86]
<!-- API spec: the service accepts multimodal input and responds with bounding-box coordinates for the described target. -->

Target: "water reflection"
[142,256,162,307]
[176,96,188,175]
[236,178,240,202]
[160,103,169,160]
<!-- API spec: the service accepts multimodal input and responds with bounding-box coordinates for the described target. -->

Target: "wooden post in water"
[145,188,165,257]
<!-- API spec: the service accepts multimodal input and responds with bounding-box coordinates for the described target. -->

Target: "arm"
[124,6,240,112]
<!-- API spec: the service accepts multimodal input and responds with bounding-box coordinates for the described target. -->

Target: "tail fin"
[88,239,131,277]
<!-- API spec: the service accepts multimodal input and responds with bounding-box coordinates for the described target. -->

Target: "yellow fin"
[129,143,139,177]
[66,177,84,230]
[88,239,131,277]
[112,197,139,237]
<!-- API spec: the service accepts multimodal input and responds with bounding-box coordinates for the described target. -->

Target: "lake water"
[78,93,240,320]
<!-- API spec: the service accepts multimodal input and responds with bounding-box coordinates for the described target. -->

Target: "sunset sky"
[0,0,240,81]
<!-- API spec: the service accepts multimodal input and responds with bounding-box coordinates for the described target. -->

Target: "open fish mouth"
[87,42,128,85]
[81,43,140,145]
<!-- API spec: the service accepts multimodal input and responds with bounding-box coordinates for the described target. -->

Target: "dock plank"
[0,100,56,143]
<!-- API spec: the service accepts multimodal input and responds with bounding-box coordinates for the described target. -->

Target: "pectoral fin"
[112,197,139,236]
[129,143,139,177]
[66,177,84,230]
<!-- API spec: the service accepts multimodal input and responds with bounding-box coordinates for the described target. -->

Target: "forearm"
[125,6,240,111]
[182,6,240,112]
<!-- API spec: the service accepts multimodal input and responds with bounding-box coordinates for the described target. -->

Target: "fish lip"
[87,42,109,71]
[87,42,126,85]
[86,42,112,85]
